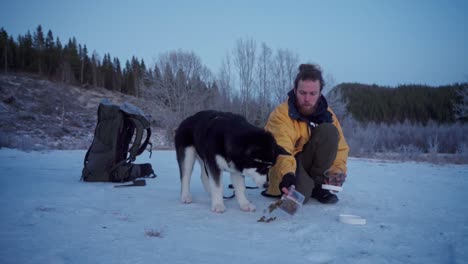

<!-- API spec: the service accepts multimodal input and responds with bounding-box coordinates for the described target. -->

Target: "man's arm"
[265,104,299,195]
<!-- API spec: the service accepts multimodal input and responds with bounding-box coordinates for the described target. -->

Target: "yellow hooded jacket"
[264,97,349,196]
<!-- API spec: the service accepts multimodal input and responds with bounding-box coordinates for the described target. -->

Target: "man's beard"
[297,103,317,116]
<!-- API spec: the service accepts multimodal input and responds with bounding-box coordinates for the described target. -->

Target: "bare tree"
[232,37,257,120]
[272,49,299,104]
[142,50,215,142]
[255,42,273,125]
[321,73,349,122]
[216,53,235,112]
[322,73,336,97]
[326,85,348,121]
[156,49,212,84]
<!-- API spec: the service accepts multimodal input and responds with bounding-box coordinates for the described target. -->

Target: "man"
[263,64,349,204]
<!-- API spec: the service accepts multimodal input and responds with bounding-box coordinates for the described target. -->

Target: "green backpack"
[81,99,156,185]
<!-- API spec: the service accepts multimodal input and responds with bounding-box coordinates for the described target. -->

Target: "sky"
[0,148,467,263]
[1,0,467,86]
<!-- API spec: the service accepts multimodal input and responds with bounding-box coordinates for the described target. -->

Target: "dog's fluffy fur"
[175,110,284,213]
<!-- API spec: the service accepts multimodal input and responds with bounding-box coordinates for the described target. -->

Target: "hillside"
[0,73,170,150]
[335,82,465,124]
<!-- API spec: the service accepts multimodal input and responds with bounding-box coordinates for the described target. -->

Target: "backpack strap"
[110,161,157,183]
[127,117,152,160]
[114,179,147,187]
[80,147,91,181]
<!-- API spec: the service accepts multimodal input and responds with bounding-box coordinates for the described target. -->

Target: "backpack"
[81,99,156,185]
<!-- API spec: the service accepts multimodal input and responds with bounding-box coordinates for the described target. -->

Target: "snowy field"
[0,148,467,264]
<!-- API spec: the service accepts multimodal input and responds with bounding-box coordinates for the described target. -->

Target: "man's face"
[294,79,321,116]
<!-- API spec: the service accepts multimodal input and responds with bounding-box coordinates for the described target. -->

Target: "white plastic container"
[339,214,366,225]
[321,184,343,192]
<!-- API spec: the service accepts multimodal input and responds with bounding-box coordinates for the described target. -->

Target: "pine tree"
[150,65,163,93]
[112,57,122,92]
[102,53,113,90]
[131,56,140,96]
[6,36,16,71]
[0,28,8,73]
[44,30,56,77]
[33,25,45,75]
[17,31,34,72]
[79,44,91,84]
[63,37,81,83]
[123,60,134,94]
[153,65,162,84]
[90,51,101,87]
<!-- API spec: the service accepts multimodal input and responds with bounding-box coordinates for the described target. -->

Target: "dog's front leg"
[231,173,256,212]
[209,176,226,213]
[179,147,196,204]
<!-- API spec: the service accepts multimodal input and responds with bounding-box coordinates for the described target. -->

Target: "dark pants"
[295,123,339,203]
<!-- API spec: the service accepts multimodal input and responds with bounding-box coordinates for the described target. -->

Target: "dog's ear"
[275,144,290,156]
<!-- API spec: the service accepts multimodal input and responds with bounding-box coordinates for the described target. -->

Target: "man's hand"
[279,173,296,194]
[324,169,346,187]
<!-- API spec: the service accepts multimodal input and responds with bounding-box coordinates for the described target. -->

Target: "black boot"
[311,187,338,204]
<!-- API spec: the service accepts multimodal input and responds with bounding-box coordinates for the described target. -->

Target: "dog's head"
[236,131,288,187]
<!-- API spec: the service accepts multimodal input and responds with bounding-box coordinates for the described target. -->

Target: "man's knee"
[303,123,339,153]
[299,123,339,180]
[314,123,339,146]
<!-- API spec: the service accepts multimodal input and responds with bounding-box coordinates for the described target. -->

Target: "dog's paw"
[181,194,192,204]
[211,203,226,213]
[240,202,256,212]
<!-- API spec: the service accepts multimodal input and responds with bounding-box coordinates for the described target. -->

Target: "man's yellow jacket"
[264,99,349,196]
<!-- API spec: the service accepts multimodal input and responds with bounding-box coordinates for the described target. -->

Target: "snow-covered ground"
[0,148,467,264]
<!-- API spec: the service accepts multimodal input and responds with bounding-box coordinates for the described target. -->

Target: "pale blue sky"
[2,0,467,86]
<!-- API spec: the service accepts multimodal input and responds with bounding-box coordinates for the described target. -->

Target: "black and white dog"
[175,110,284,213]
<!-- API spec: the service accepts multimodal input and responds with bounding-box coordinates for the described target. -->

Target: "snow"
[0,148,467,264]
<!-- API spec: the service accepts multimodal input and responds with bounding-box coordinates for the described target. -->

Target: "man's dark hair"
[293,64,325,91]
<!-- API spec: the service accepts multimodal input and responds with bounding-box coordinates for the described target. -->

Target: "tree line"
[0,25,146,95]
[334,83,467,124]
